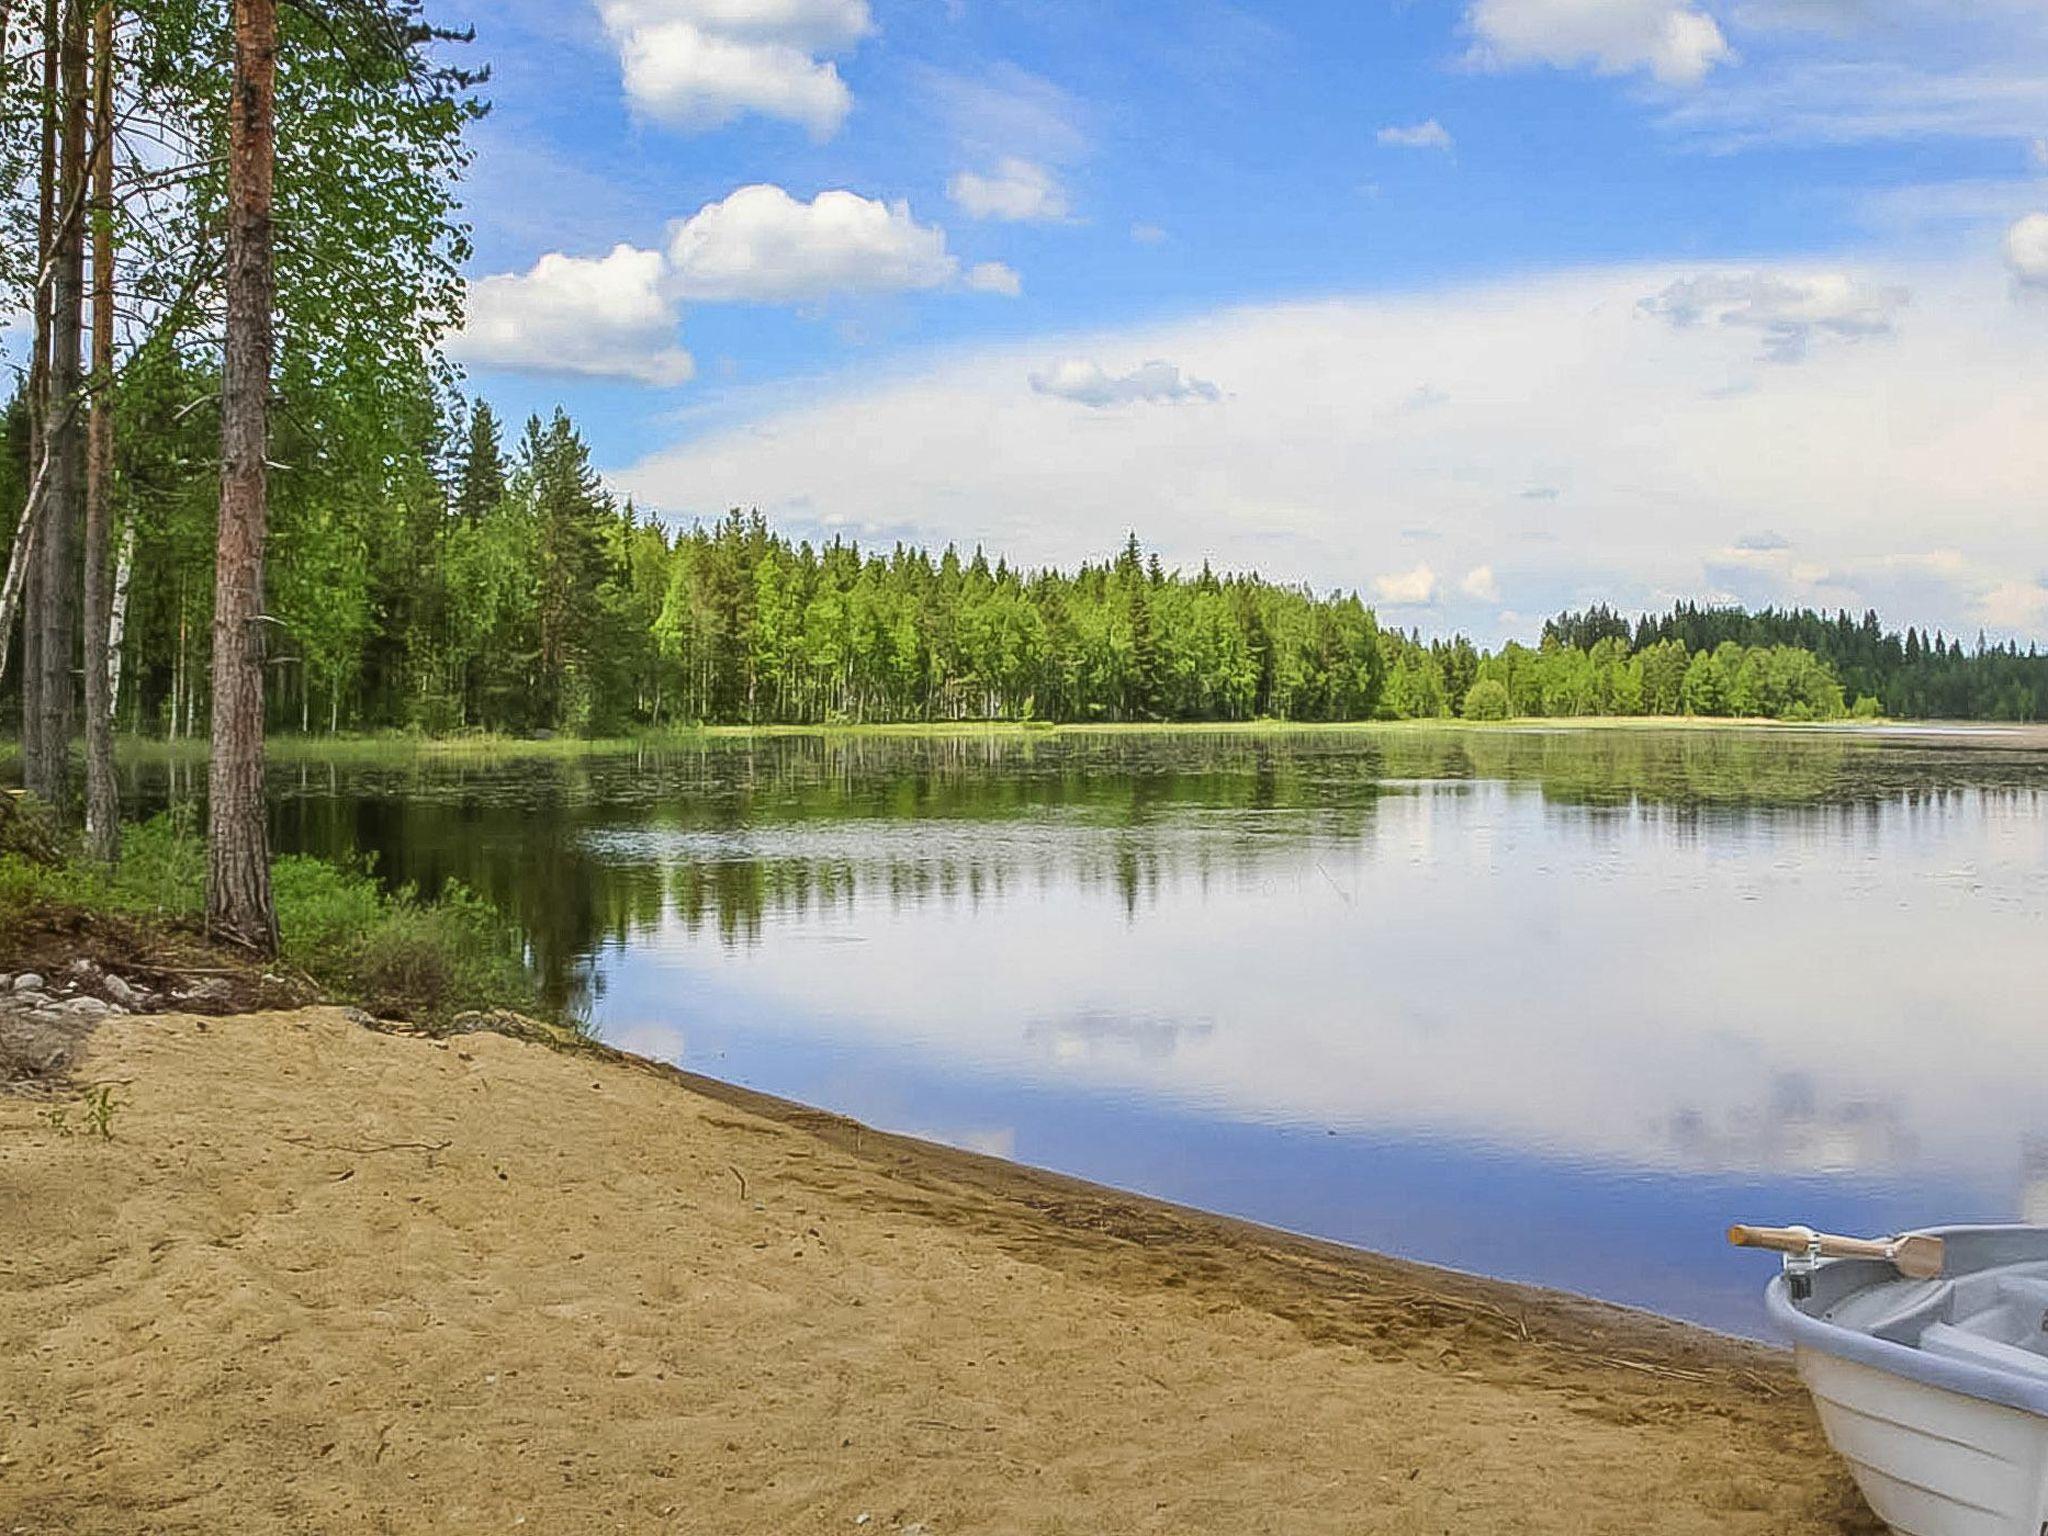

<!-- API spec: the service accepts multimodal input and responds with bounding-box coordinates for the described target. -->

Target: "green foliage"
[1,0,484,744]
[271,854,535,1024]
[0,814,544,1025]
[1461,677,1511,720]
[1549,602,2047,721]
[1463,634,1844,723]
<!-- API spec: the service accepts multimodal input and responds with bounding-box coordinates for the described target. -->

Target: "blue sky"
[450,0,2048,643]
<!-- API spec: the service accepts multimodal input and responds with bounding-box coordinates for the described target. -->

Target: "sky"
[447,0,2048,645]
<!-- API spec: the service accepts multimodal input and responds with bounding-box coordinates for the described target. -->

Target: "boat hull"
[1797,1346,2048,1536]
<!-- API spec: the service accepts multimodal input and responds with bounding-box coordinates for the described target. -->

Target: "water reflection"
[114,725,2048,1333]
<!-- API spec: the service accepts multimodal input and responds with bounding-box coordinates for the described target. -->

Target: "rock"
[68,958,101,980]
[99,973,147,1009]
[61,996,115,1018]
[173,977,233,1006]
[13,974,44,994]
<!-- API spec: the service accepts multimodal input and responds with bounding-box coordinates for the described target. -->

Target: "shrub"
[4,812,546,1028]
[1461,678,1512,721]
[273,856,540,1024]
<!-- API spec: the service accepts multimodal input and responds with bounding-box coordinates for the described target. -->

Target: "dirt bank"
[0,1007,1876,1535]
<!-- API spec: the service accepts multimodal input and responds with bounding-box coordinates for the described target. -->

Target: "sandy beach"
[0,1007,1878,1534]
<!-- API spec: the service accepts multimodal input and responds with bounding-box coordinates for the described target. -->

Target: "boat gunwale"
[1769,1225,2048,1421]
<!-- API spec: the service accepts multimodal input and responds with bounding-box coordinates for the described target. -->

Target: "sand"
[0,1007,1878,1534]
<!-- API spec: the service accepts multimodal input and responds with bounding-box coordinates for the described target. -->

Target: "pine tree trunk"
[18,0,58,794]
[206,0,278,952]
[31,0,88,812]
[80,0,117,863]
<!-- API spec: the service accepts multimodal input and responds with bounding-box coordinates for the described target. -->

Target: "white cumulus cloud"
[1375,566,1440,606]
[666,184,997,302]
[1028,359,1222,408]
[1466,0,1733,85]
[598,0,871,139]
[1377,119,1454,151]
[1640,270,1909,361]
[453,244,694,387]
[2006,213,2048,290]
[1460,566,1501,602]
[949,158,1070,222]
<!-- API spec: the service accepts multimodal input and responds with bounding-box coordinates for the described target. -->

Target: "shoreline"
[6,713,2042,770]
[622,1039,1792,1361]
[1,1002,1880,1533]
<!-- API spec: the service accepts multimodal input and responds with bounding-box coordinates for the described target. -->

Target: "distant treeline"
[1545,604,2047,722]
[12,392,2036,736]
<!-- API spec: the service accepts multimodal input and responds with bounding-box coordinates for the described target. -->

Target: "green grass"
[0,810,549,1027]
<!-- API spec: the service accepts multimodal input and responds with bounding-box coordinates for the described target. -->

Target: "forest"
[1545,603,2048,722]
[1,0,482,946]
[27,362,2048,736]
[6,391,1871,734]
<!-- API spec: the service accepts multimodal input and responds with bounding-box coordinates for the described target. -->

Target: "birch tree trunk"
[206,0,278,951]
[81,0,116,863]
[105,519,135,724]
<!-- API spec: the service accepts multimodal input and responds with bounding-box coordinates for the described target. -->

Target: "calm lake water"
[138,725,2048,1336]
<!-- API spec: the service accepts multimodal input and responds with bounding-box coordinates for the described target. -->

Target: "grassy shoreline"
[1,805,554,1030]
[2,712,1976,771]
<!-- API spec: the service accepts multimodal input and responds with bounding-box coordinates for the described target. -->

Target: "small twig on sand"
[1593,1355,1713,1384]
[282,1134,451,1155]
[729,1164,748,1201]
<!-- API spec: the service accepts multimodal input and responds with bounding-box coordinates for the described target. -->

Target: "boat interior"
[1828,1263,2048,1380]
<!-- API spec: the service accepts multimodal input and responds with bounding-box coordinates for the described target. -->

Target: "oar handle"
[1729,1224,1945,1279]
[1728,1224,1894,1261]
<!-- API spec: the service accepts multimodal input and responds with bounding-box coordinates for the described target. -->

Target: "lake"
[138,723,2048,1336]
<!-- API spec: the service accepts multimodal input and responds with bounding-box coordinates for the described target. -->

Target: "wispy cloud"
[1464,0,1732,86]
[1640,270,1909,361]
[1654,4,2048,152]
[919,63,1089,166]
[1028,359,1221,408]
[949,158,1071,222]
[1377,118,1454,151]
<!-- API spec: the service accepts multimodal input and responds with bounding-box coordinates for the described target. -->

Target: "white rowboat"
[1735,1224,2048,1536]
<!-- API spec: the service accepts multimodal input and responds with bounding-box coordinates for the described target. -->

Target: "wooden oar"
[1728,1223,1945,1280]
